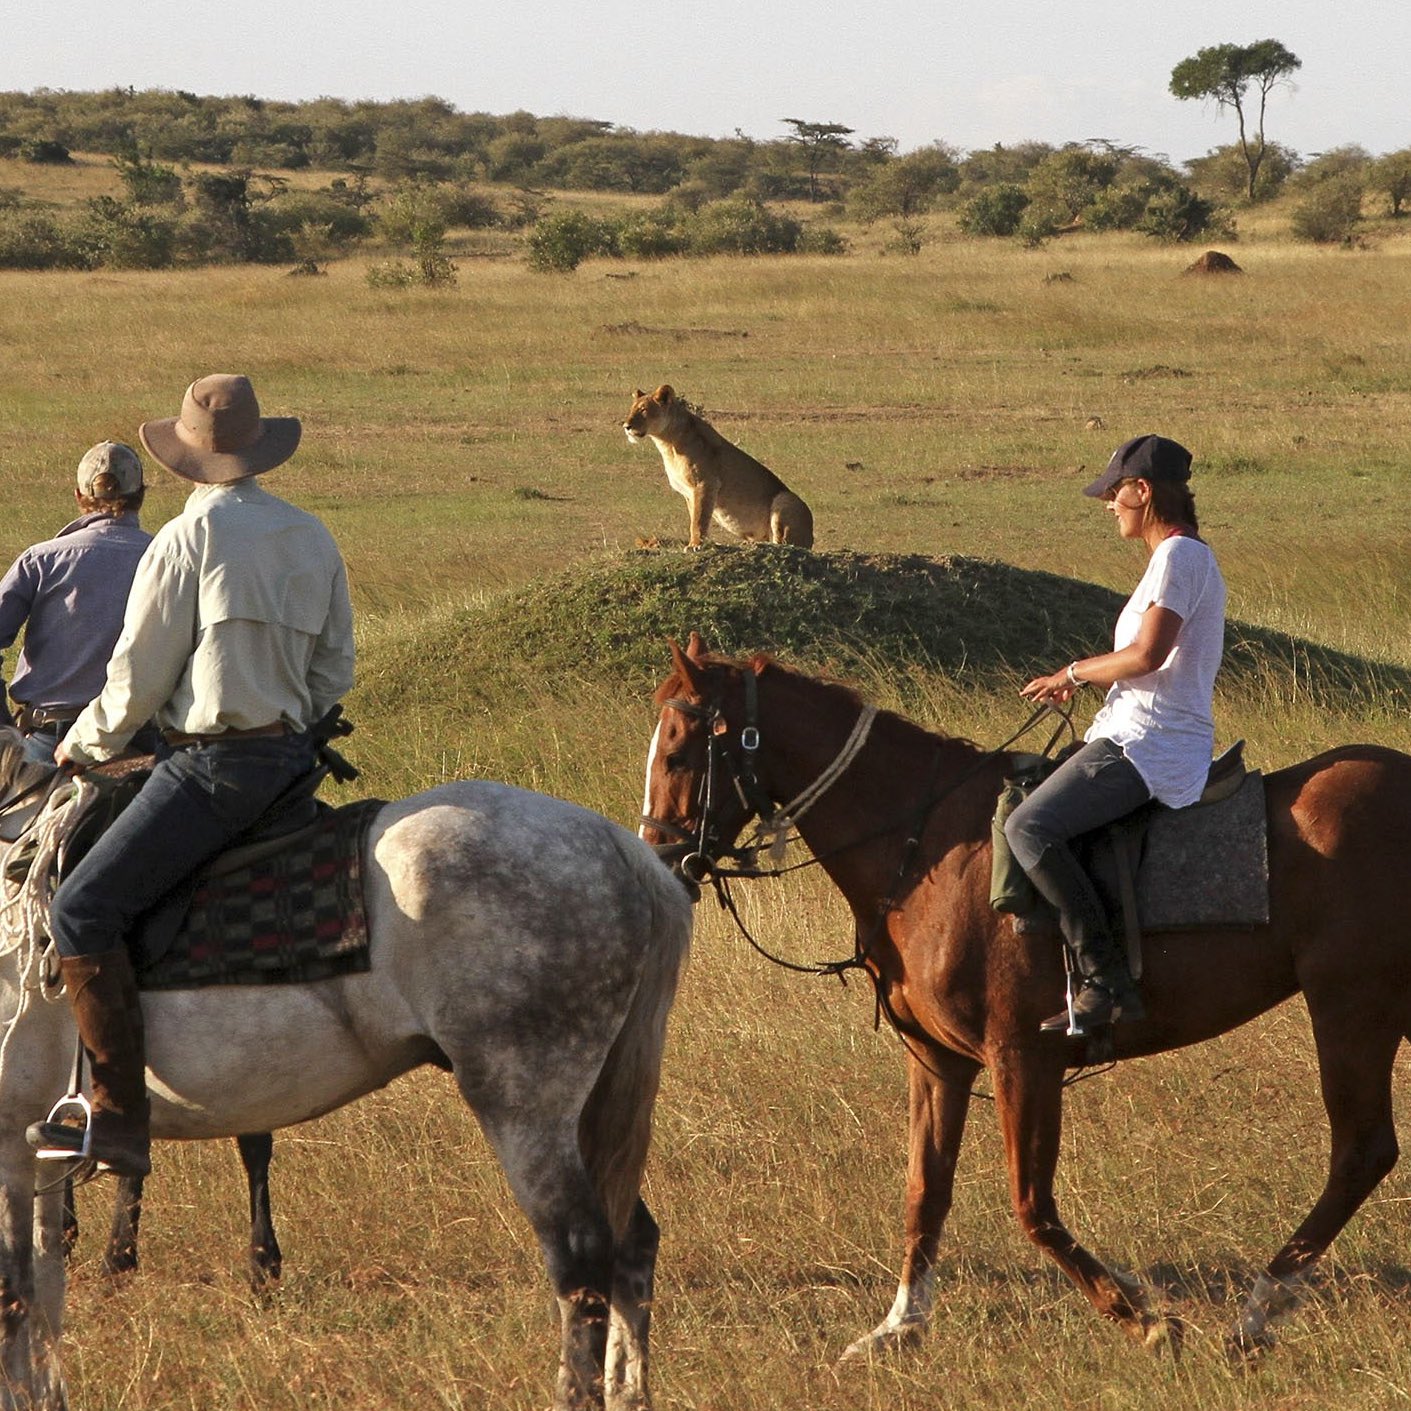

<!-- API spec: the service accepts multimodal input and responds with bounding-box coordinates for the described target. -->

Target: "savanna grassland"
[3,176,1411,1411]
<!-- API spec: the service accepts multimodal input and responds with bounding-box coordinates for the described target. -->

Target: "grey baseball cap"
[76,441,144,496]
[1082,434,1193,498]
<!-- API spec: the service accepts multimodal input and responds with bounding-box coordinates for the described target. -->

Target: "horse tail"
[578,837,692,1238]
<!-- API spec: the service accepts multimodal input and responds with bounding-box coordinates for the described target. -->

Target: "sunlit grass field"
[3,218,1411,1409]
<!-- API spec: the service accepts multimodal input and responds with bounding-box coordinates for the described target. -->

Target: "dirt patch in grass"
[600,321,750,339]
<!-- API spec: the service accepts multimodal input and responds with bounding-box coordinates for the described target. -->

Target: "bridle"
[643,666,1071,885]
[641,671,1110,1087]
[642,667,782,886]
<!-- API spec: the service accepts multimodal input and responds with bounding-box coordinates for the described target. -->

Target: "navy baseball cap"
[1083,434,1193,498]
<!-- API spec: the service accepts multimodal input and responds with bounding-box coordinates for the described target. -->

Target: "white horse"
[0,731,692,1411]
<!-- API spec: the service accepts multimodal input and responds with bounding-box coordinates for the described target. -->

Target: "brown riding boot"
[27,949,151,1177]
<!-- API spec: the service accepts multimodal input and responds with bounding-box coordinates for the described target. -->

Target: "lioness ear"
[655,385,675,403]
[634,388,646,398]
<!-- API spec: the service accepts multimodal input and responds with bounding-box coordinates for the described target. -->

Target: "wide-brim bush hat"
[1083,434,1192,498]
[139,374,301,484]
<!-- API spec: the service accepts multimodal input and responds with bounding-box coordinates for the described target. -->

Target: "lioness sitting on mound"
[624,385,814,549]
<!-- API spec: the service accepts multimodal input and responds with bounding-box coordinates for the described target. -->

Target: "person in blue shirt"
[0,442,153,762]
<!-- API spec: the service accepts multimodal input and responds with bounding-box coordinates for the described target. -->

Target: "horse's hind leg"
[542,1161,615,1411]
[1234,1017,1401,1356]
[480,1118,615,1411]
[605,1199,657,1410]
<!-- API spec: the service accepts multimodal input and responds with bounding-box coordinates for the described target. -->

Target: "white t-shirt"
[1085,534,1226,808]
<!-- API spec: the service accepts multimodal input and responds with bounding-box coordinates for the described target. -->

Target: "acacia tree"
[1169,40,1301,200]
[780,118,854,201]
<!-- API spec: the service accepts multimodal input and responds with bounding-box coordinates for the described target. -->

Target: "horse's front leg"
[30,1174,67,1409]
[0,1161,35,1410]
[841,1048,980,1360]
[1,1149,67,1411]
[236,1133,282,1292]
[991,1045,1177,1352]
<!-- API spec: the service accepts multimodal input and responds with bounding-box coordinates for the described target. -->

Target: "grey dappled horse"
[0,732,692,1411]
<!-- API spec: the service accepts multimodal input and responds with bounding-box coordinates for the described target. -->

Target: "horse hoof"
[102,1244,138,1277]
[837,1320,923,1364]
[1142,1312,1185,1359]
[1226,1325,1274,1369]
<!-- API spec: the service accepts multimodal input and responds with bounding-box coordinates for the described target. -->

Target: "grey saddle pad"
[1093,771,1269,930]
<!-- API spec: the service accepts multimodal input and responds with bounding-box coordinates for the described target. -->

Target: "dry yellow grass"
[3,226,1411,1408]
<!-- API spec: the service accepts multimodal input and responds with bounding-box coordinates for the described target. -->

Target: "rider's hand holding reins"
[53,739,87,774]
[1020,670,1080,705]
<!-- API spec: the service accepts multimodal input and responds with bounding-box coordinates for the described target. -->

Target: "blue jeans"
[51,734,318,959]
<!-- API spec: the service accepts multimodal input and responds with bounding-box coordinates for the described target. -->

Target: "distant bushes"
[0,211,87,269]
[1290,177,1365,244]
[19,138,72,165]
[959,184,1029,236]
[956,147,1233,245]
[528,196,844,272]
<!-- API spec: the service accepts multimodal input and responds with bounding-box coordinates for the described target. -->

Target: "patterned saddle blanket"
[130,798,385,991]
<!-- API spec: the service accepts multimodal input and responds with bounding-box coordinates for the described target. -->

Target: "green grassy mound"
[360,547,1411,715]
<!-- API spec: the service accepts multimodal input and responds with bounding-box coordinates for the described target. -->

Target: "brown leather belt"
[162,722,290,748]
[14,704,81,732]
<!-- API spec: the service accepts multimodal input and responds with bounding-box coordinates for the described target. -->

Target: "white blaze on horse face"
[639,722,662,839]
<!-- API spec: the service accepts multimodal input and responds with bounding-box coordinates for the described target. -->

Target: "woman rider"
[1004,434,1226,1035]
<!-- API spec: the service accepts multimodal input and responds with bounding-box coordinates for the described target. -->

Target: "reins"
[691,699,1077,978]
[650,683,1114,1092]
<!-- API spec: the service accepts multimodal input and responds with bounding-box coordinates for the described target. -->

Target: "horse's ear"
[668,636,708,694]
[655,384,675,403]
[685,630,709,662]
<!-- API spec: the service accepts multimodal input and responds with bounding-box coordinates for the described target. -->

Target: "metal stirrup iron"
[31,1035,95,1165]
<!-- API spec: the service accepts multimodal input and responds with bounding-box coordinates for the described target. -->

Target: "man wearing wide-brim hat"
[27,374,355,1178]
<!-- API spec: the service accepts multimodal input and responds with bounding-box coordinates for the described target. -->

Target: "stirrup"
[1039,975,1115,1036]
[28,1092,95,1162]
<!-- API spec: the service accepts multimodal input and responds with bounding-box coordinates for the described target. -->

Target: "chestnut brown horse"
[641,634,1411,1359]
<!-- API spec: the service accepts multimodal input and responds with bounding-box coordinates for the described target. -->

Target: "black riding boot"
[1024,845,1145,1034]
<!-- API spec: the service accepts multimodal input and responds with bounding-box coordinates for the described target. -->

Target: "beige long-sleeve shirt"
[62,480,355,765]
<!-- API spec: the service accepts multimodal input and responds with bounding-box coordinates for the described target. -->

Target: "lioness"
[623,385,814,549]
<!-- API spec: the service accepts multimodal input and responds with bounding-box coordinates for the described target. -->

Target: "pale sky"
[4,1,1407,165]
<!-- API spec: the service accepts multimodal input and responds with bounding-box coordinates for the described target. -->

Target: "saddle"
[6,708,377,991]
[130,797,383,989]
[991,741,1270,968]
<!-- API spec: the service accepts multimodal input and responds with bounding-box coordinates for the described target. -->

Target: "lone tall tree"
[1170,40,1301,201]
[781,118,854,201]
